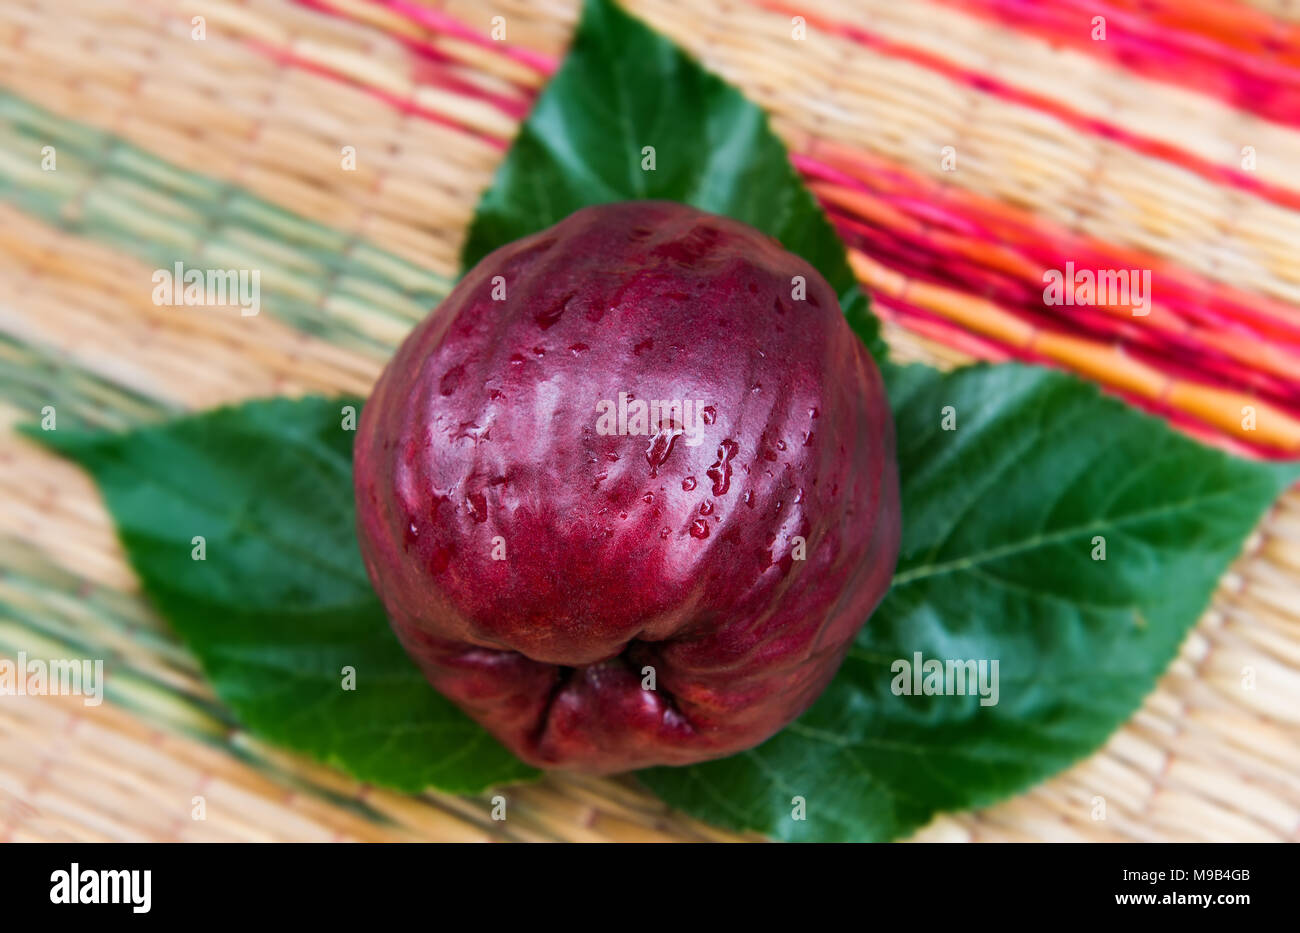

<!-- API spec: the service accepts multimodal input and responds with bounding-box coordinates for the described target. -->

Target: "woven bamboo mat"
[2,0,1299,842]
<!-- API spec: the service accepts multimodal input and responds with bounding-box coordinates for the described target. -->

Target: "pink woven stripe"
[375,0,558,75]
[874,295,1291,458]
[263,0,1300,454]
[753,0,1300,215]
[799,147,1300,394]
[294,0,537,117]
[292,1,1300,216]
[246,34,509,149]
[941,0,1300,131]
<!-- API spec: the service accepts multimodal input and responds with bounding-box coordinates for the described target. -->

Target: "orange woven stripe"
[851,249,1300,452]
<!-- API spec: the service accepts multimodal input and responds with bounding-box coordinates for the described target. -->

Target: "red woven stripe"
[939,0,1300,131]
[264,0,1300,453]
[753,0,1300,215]
[245,35,508,149]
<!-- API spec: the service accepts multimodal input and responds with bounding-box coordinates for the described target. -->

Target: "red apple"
[354,202,899,774]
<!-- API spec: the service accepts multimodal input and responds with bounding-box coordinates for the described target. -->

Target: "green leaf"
[25,397,537,794]
[640,363,1297,841]
[461,0,883,362]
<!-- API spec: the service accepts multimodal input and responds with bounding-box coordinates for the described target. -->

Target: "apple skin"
[354,202,899,774]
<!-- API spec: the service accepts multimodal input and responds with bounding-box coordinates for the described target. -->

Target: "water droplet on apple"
[535,291,573,330]
[645,421,683,477]
[707,439,738,495]
[439,365,464,396]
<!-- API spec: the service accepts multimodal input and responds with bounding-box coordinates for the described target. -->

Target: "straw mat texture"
[2,0,1299,841]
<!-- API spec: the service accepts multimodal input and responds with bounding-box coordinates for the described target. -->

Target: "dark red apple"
[354,201,899,774]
